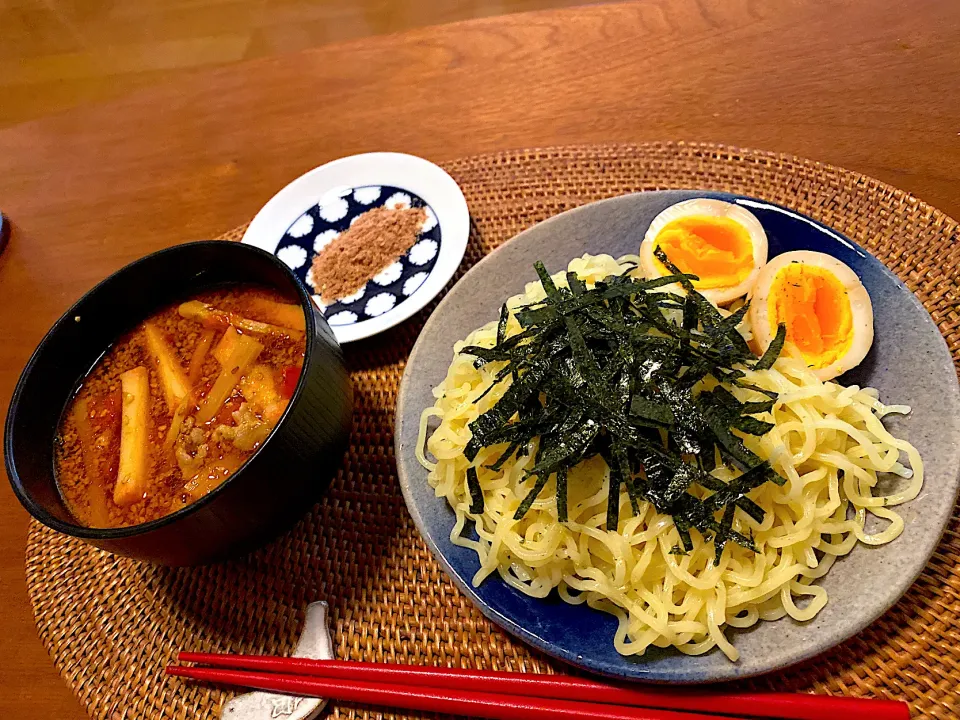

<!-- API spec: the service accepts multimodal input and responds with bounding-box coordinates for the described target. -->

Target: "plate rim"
[395,189,960,683]
[241,152,470,343]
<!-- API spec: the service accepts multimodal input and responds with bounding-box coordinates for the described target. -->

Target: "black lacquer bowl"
[5,241,352,566]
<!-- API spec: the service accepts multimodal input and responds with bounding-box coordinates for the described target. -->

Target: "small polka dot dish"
[242,153,470,344]
[275,185,440,328]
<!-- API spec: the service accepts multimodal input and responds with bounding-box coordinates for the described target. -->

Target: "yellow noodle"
[417,254,923,662]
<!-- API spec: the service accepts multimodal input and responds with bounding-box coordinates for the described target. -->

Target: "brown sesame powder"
[310,205,427,302]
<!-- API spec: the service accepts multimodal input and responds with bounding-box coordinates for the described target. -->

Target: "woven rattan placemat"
[24,143,960,719]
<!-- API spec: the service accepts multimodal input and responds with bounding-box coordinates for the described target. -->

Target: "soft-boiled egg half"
[749,250,874,381]
[640,199,768,305]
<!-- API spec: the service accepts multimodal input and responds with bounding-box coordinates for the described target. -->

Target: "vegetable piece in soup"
[54,285,306,528]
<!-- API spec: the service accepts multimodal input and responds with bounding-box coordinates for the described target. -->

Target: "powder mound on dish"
[310,205,426,303]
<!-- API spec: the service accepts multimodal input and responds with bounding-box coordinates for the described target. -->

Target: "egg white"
[748,250,874,381]
[639,199,768,305]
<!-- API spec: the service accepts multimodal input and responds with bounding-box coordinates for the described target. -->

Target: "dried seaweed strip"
[460,254,787,555]
[466,467,484,514]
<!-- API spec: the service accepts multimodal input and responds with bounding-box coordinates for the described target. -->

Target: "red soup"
[54,285,306,528]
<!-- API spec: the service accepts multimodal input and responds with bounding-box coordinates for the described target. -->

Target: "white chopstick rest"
[221,601,333,720]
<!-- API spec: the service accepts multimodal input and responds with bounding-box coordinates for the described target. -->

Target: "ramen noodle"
[418,254,922,661]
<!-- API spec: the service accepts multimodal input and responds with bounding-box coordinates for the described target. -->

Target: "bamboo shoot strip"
[164,397,191,451]
[114,367,151,506]
[213,326,243,366]
[188,328,217,386]
[196,334,263,424]
[179,300,303,339]
[245,297,306,332]
[144,323,191,412]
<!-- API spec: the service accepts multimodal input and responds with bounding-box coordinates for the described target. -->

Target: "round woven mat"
[25,143,960,719]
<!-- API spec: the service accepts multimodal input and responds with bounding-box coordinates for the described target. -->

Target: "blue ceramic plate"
[394,190,960,683]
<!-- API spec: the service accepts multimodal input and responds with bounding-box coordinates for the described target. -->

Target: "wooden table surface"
[1,1,959,716]
[1,0,593,129]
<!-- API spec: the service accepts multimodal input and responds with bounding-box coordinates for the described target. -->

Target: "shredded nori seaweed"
[460,255,789,561]
[755,322,787,371]
[466,466,485,514]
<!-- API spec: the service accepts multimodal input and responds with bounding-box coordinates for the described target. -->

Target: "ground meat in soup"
[54,285,306,528]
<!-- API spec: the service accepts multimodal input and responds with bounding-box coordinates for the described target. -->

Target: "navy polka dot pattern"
[273,185,441,327]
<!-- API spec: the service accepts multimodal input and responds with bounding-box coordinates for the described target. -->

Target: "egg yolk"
[767,263,853,369]
[654,216,754,289]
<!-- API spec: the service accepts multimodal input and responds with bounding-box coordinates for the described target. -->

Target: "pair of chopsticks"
[168,653,910,720]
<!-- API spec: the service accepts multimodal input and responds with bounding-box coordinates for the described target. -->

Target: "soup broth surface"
[55,284,306,528]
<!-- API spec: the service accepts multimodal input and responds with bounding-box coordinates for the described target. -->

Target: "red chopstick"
[173,653,910,720]
[168,665,741,720]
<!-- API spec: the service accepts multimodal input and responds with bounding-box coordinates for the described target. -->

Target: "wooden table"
[1,1,958,716]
